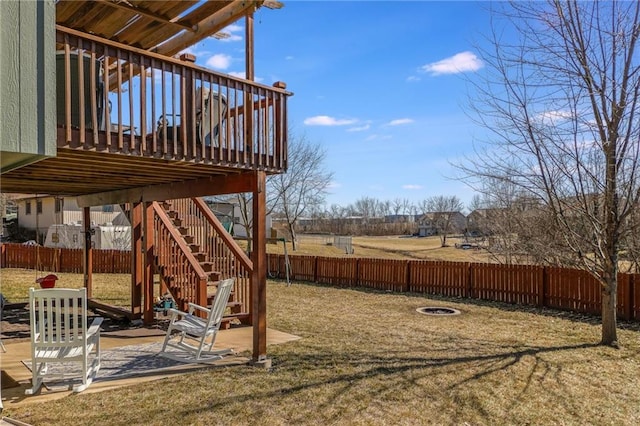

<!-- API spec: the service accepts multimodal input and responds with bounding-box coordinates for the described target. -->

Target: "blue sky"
[182,1,493,210]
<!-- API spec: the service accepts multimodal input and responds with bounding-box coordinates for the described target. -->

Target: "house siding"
[0,0,56,172]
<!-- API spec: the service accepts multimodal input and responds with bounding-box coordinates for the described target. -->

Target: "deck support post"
[143,202,155,324]
[131,202,143,318]
[251,170,268,364]
[82,207,93,298]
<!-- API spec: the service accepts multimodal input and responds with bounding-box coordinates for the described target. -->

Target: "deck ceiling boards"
[55,0,260,54]
[0,151,243,196]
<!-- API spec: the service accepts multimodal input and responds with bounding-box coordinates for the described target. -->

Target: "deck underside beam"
[76,173,256,207]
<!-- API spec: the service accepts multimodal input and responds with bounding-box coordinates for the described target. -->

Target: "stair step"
[199,262,214,272]
[172,217,183,227]
[161,202,173,210]
[207,271,221,282]
[192,252,207,262]
[188,243,200,252]
[183,235,195,244]
[220,312,250,330]
[177,226,189,235]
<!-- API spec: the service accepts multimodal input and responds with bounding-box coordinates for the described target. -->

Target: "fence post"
[313,256,318,282]
[540,266,548,308]
[632,275,637,321]
[54,248,60,272]
[404,261,410,293]
[467,263,473,299]
[625,274,634,321]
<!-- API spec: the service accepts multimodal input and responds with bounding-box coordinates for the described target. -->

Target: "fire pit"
[416,306,461,316]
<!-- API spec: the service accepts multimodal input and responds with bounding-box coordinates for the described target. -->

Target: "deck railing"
[169,198,252,317]
[152,202,208,312]
[56,25,289,171]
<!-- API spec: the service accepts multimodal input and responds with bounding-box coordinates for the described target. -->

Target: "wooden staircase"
[153,198,252,328]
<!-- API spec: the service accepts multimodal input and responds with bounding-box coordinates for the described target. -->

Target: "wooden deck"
[0,25,290,198]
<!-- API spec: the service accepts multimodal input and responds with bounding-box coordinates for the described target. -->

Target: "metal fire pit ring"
[416,306,461,316]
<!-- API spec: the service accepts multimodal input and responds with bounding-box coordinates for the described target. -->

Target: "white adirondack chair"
[26,288,103,394]
[161,278,235,363]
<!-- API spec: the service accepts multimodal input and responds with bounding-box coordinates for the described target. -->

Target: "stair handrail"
[152,201,209,281]
[191,197,253,271]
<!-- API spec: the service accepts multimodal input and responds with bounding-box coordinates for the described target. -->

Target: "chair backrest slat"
[29,288,89,347]
[206,278,234,329]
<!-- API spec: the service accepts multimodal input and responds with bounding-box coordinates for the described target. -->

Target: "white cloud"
[327,181,342,189]
[536,110,574,122]
[387,118,414,126]
[347,124,370,132]
[406,75,421,82]
[225,24,243,33]
[218,24,243,43]
[403,184,423,190]
[304,115,357,126]
[224,34,243,42]
[285,55,294,60]
[206,54,232,70]
[421,51,483,76]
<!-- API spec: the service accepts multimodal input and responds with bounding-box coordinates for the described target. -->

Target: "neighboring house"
[466,208,495,235]
[384,214,415,224]
[15,195,126,233]
[418,211,467,235]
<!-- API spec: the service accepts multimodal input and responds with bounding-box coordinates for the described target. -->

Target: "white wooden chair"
[26,288,103,394]
[161,278,235,363]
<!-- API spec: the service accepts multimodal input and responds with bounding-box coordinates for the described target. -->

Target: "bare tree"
[268,133,333,251]
[424,195,464,247]
[353,197,378,219]
[391,198,413,216]
[467,194,486,213]
[461,1,640,346]
[236,193,253,252]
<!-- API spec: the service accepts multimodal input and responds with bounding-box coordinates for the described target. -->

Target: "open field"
[2,270,640,425]
[266,235,493,262]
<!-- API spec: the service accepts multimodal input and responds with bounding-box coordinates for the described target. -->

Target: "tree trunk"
[288,222,298,251]
[601,275,618,347]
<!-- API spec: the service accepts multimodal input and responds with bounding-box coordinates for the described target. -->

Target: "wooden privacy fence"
[267,254,640,322]
[3,245,639,321]
[1,244,131,274]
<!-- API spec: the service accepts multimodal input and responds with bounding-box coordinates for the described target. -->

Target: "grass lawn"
[3,273,640,425]
[266,235,494,263]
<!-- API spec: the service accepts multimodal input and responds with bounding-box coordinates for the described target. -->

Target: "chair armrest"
[187,303,210,315]
[167,308,188,319]
[87,317,104,337]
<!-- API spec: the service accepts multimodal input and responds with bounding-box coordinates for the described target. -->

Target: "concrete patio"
[0,323,300,411]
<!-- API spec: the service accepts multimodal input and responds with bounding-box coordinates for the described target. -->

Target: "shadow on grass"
[178,340,600,423]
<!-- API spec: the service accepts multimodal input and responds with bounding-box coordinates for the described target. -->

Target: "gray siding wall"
[0,0,56,172]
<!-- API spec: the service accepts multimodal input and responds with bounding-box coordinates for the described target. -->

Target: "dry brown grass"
[3,274,640,425]
[266,235,494,262]
[0,268,132,306]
